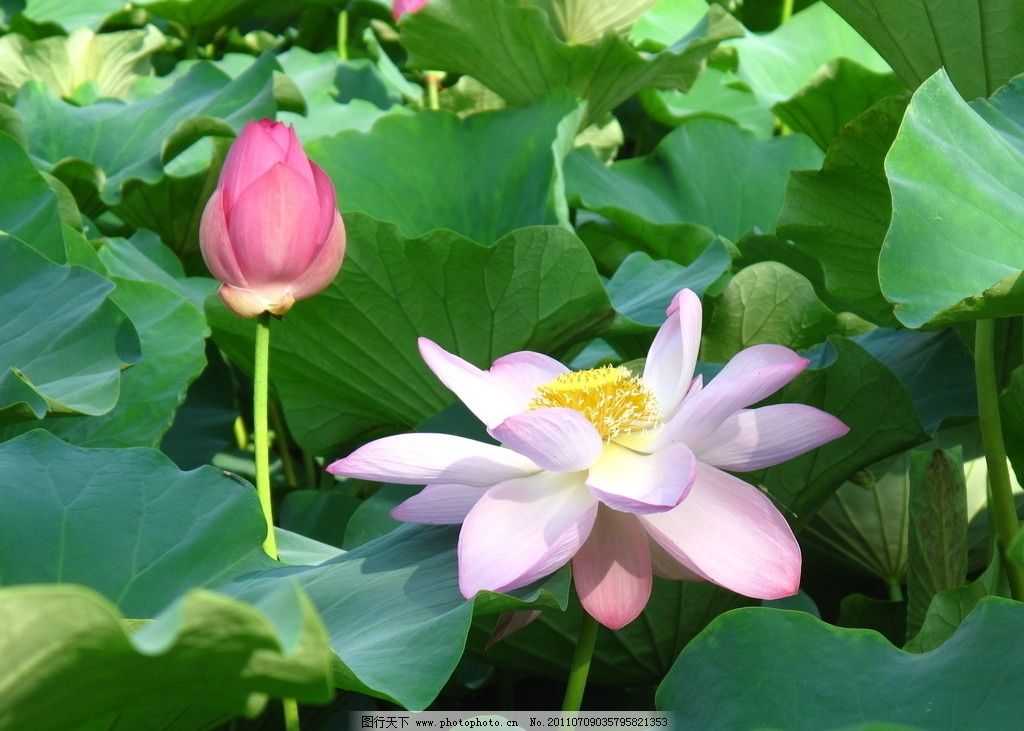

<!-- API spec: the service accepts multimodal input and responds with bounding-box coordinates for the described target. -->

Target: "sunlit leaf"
[308,94,583,243]
[567,119,822,243]
[880,72,1024,327]
[0,26,166,101]
[658,597,1024,728]
[0,583,333,731]
[400,0,741,127]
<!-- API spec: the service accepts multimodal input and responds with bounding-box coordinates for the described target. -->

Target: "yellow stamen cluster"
[528,366,660,441]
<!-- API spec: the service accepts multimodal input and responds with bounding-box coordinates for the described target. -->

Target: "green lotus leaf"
[0,26,166,101]
[0,238,140,425]
[880,72,1024,327]
[658,597,1024,729]
[567,118,822,243]
[0,583,332,731]
[827,0,1024,99]
[400,0,741,128]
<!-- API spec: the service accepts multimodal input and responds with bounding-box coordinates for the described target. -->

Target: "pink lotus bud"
[199,119,345,318]
[392,0,427,21]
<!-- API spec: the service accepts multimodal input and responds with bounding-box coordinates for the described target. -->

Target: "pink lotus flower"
[328,290,849,629]
[392,0,427,21]
[200,119,345,318]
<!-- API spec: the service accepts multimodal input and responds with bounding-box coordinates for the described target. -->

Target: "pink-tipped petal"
[258,118,293,151]
[289,210,345,301]
[310,162,340,245]
[458,472,597,597]
[641,463,801,600]
[572,508,652,629]
[586,443,697,514]
[282,126,316,189]
[228,162,322,282]
[690,404,850,472]
[391,483,485,524]
[490,408,603,472]
[199,189,247,286]
[221,121,288,205]
[418,339,568,428]
[327,433,539,487]
[643,289,702,416]
[653,344,809,449]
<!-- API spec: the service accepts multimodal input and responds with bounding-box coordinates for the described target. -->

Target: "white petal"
[390,483,484,524]
[690,404,849,471]
[418,338,568,428]
[652,344,809,449]
[327,433,539,486]
[458,471,597,597]
[643,289,702,416]
[490,408,603,472]
[586,443,697,514]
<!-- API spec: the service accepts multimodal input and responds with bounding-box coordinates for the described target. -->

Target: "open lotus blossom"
[392,0,427,21]
[328,289,849,629]
[200,119,345,318]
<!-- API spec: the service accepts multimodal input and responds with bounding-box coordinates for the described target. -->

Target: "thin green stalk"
[254,314,278,559]
[256,319,297,725]
[780,0,794,24]
[233,415,248,451]
[269,399,299,488]
[337,10,348,60]
[425,72,442,110]
[283,699,301,731]
[561,612,599,712]
[975,318,1024,600]
[887,581,903,603]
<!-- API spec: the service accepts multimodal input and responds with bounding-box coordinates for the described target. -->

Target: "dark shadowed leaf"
[470,579,751,686]
[905,448,968,638]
